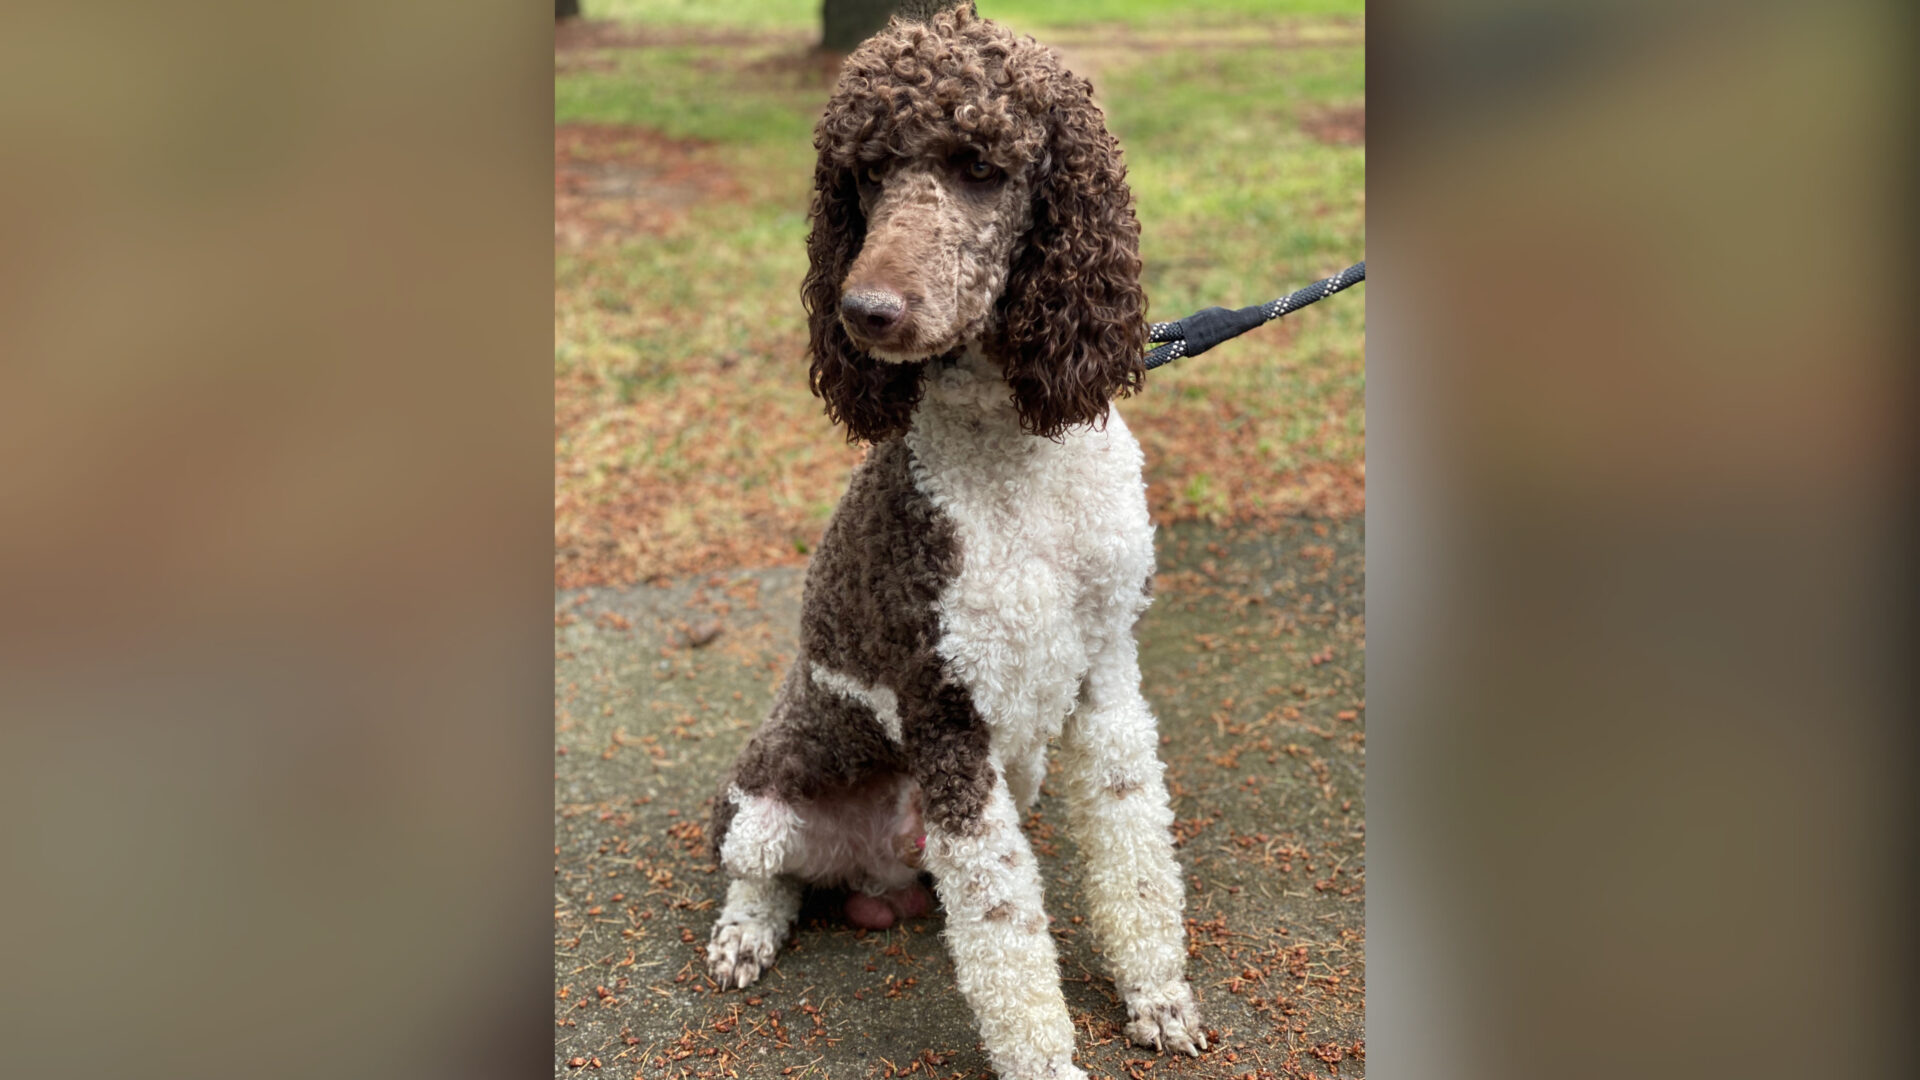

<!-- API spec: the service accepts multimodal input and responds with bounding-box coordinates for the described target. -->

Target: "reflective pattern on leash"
[1144,261,1366,371]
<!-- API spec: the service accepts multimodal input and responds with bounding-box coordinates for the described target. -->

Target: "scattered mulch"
[554,397,1365,590]
[1130,358,1366,527]
[552,346,870,591]
[554,519,1367,1078]
[555,124,744,246]
[1300,104,1365,146]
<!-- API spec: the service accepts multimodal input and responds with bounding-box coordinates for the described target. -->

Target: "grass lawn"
[555,1,1365,587]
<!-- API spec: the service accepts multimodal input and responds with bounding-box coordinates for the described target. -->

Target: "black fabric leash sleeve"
[1144,261,1365,371]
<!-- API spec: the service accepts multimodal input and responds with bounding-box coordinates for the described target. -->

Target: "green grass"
[585,0,817,30]
[1109,44,1365,315]
[556,46,822,144]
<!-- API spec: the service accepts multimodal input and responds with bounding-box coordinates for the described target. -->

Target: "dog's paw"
[1123,981,1207,1057]
[706,916,784,990]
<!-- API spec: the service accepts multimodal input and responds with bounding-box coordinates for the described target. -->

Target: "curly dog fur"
[706,7,1204,1078]
[803,2,1147,442]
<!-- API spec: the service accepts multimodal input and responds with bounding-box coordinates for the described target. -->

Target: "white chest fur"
[904,353,1156,791]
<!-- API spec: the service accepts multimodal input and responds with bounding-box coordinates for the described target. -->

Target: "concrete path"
[555,519,1364,1079]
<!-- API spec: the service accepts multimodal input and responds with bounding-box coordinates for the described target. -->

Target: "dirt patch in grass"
[555,125,744,247]
[1301,104,1365,146]
[741,45,850,88]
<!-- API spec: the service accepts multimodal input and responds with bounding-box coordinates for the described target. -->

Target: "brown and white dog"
[705,8,1204,1077]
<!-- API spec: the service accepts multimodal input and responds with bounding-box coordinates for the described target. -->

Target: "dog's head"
[803,3,1147,442]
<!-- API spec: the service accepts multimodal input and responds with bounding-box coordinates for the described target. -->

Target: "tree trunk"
[822,0,969,52]
[556,0,580,21]
[821,0,900,52]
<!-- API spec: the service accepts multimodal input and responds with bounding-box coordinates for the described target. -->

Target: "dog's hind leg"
[707,875,801,990]
[919,759,1085,1080]
[1058,637,1207,1056]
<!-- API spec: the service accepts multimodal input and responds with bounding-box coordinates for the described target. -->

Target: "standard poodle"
[704,6,1205,1077]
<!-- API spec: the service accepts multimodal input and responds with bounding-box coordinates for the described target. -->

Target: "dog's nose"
[840,288,907,338]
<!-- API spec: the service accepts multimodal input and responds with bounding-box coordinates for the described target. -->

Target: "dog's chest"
[905,403,1148,749]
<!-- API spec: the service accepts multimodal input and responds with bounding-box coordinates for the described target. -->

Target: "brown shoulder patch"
[775,437,997,835]
[712,439,996,846]
[799,438,959,680]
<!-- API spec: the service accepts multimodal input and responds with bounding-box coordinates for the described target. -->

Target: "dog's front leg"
[707,874,801,990]
[1059,639,1207,1056]
[919,756,1084,1080]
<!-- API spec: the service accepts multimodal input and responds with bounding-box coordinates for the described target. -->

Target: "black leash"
[1144,261,1365,370]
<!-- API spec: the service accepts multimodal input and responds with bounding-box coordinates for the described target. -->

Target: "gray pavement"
[555,518,1365,1079]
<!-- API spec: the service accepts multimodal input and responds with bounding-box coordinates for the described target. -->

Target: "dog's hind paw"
[1123,981,1208,1057]
[706,916,784,990]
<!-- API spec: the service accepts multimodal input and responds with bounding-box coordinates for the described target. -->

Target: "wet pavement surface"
[555,518,1364,1079]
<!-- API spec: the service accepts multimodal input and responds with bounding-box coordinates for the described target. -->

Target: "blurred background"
[552,0,1366,589]
[1369,3,1913,1079]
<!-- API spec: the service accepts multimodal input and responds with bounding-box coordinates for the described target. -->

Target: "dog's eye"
[963,158,1001,182]
[862,164,886,185]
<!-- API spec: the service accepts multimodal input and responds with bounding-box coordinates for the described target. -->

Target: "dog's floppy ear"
[803,162,926,444]
[990,72,1148,439]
